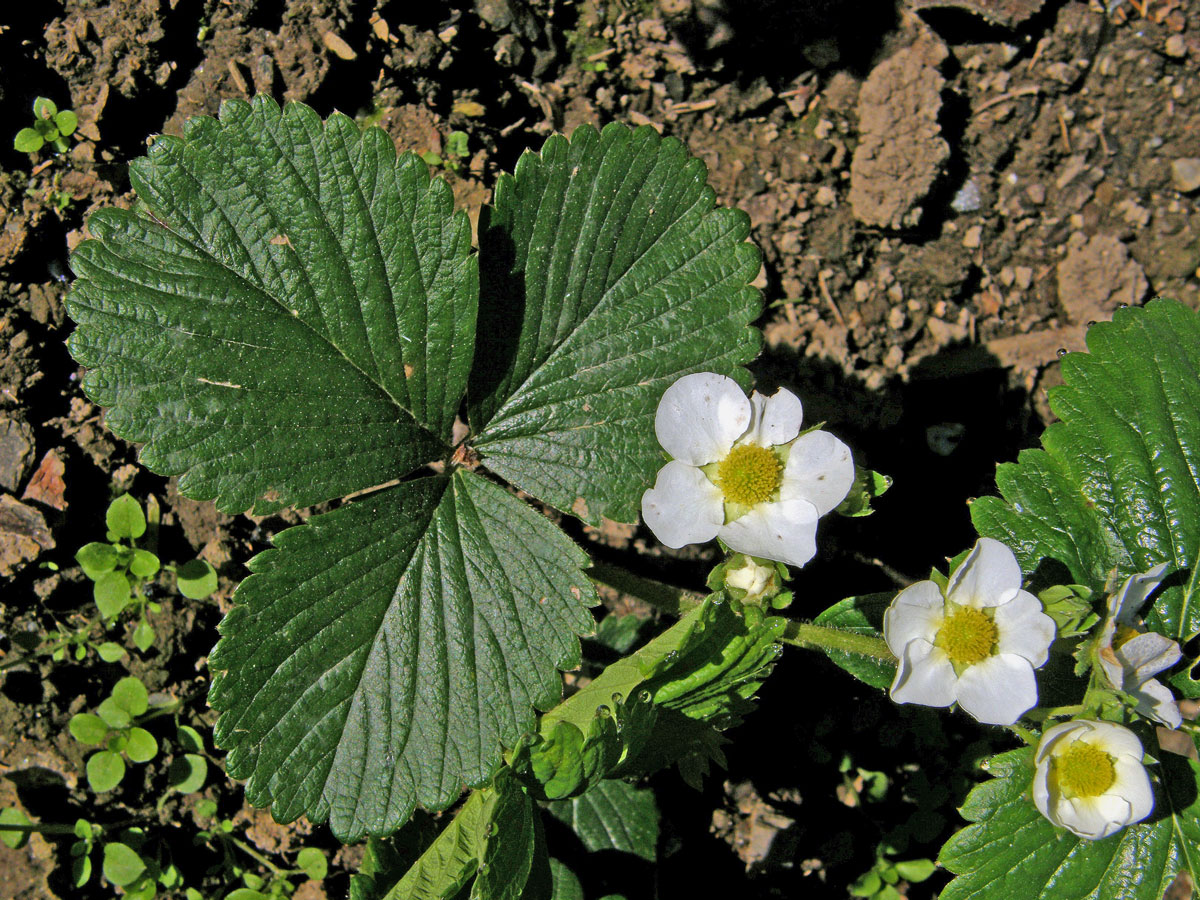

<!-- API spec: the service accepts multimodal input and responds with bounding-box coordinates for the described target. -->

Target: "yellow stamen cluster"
[1055,741,1116,798]
[716,444,782,507]
[935,607,998,666]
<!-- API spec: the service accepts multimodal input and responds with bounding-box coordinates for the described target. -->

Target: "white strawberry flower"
[883,538,1056,725]
[1096,563,1182,728]
[640,373,855,569]
[1032,719,1154,840]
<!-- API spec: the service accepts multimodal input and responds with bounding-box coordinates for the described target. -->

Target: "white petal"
[993,590,1056,667]
[1076,720,1145,761]
[890,639,957,709]
[718,497,818,568]
[882,581,945,657]
[654,373,750,466]
[1061,795,1132,840]
[1118,632,1183,685]
[946,538,1023,608]
[1112,757,1155,824]
[1133,678,1182,729]
[954,654,1038,725]
[641,461,724,549]
[780,430,855,517]
[743,387,804,448]
[1032,757,1053,820]
[1110,562,1170,621]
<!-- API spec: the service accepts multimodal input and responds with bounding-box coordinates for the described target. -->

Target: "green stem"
[589,559,896,662]
[782,622,894,660]
[228,834,285,877]
[587,560,706,617]
[0,822,78,835]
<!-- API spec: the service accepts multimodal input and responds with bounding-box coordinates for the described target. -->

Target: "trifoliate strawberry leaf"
[209,470,596,840]
[67,96,476,515]
[939,748,1200,900]
[469,123,762,525]
[972,300,1200,642]
[545,780,659,862]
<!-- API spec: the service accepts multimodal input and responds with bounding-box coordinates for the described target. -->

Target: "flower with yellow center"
[1095,563,1182,729]
[883,538,1056,725]
[1032,719,1153,840]
[640,373,854,568]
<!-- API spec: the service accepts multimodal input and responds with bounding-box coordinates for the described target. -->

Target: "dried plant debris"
[909,0,1046,28]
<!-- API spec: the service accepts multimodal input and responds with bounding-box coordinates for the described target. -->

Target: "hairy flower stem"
[781,623,894,660]
[588,560,895,661]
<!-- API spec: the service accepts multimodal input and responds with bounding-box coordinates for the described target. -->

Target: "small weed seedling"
[68,675,169,792]
[419,130,469,173]
[76,493,217,651]
[14,96,78,154]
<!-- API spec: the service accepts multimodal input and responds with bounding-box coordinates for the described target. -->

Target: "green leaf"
[87,751,127,793]
[811,594,897,691]
[473,772,539,900]
[70,713,111,745]
[112,676,150,716]
[125,727,159,763]
[469,123,762,525]
[33,97,58,119]
[545,779,659,862]
[225,890,269,900]
[96,698,131,730]
[14,127,43,152]
[894,859,937,883]
[176,559,218,599]
[297,847,328,881]
[548,860,583,900]
[77,542,120,578]
[168,753,208,794]
[67,96,476,515]
[209,470,596,840]
[133,620,156,652]
[73,852,93,887]
[106,494,146,540]
[94,570,132,618]
[177,724,205,753]
[940,748,1200,900]
[0,807,32,849]
[55,109,78,136]
[972,300,1200,641]
[97,641,127,662]
[375,778,518,900]
[129,548,160,577]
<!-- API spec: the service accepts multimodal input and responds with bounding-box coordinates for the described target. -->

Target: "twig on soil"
[817,268,847,328]
[666,99,717,115]
[972,85,1041,116]
[1057,108,1072,152]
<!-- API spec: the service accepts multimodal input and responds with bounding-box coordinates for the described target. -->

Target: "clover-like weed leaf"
[68,96,476,515]
[940,748,1200,900]
[208,471,595,840]
[972,300,1200,643]
[469,123,762,525]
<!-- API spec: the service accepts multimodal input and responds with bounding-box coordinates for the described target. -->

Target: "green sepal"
[836,466,892,518]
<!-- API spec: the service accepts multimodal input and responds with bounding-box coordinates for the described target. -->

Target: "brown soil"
[2,0,1199,897]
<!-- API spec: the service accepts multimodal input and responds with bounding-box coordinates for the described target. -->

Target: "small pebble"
[1170,158,1200,194]
[1164,35,1186,58]
[962,225,983,249]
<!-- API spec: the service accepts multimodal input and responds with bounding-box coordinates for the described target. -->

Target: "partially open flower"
[1096,563,1182,729]
[883,538,1056,725]
[640,373,855,568]
[1032,719,1154,840]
